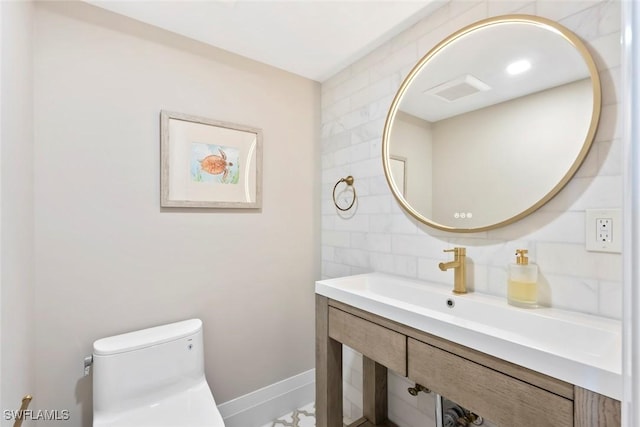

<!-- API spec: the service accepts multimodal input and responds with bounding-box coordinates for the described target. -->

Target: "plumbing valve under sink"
[442,406,483,427]
[407,385,483,426]
[439,396,484,427]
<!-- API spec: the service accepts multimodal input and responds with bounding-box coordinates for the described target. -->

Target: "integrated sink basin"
[315,272,622,400]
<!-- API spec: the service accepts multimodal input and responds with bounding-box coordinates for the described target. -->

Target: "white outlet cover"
[586,209,622,253]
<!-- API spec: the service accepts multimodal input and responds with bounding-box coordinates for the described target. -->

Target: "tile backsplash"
[321,0,621,317]
[320,1,621,425]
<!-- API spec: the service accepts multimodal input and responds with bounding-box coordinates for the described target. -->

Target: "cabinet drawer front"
[408,338,572,427]
[329,307,406,375]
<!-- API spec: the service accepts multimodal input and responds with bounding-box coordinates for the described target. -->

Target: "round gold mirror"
[382,15,601,232]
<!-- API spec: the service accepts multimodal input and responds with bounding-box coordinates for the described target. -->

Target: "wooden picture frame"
[160,111,262,208]
[389,155,407,197]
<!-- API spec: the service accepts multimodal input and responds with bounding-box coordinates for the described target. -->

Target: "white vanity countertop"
[316,272,622,401]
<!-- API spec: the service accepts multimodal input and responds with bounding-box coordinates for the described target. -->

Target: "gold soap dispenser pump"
[507,249,538,308]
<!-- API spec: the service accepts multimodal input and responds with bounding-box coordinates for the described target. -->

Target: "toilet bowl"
[92,319,225,427]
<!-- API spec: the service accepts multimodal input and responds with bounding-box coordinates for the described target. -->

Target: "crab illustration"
[199,148,234,182]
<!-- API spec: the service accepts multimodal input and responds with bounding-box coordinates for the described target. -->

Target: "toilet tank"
[92,319,206,414]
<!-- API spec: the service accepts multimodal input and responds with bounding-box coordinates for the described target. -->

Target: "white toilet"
[92,319,225,427]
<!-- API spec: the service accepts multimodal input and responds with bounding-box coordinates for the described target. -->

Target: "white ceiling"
[86,0,445,82]
[399,20,592,122]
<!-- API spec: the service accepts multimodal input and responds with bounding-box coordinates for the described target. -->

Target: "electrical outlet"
[596,218,612,243]
[586,209,621,253]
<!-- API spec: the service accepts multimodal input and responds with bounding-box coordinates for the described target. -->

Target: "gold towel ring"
[332,176,356,211]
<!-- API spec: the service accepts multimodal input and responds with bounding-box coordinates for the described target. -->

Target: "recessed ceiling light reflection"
[506,59,531,75]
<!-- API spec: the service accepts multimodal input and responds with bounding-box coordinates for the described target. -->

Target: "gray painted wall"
[1,2,35,426]
[32,3,319,426]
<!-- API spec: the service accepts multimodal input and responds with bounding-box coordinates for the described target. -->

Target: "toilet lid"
[93,381,225,427]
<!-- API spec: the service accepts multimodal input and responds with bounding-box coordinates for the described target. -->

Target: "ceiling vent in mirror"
[424,74,491,102]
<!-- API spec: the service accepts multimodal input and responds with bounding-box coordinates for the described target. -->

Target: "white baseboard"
[217,369,315,427]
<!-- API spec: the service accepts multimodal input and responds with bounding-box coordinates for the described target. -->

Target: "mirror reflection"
[383,16,600,232]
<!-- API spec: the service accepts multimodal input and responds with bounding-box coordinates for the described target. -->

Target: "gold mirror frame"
[382,15,601,233]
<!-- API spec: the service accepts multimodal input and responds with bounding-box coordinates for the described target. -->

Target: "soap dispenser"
[507,249,538,308]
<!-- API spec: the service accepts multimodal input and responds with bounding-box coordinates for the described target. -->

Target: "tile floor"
[261,402,316,427]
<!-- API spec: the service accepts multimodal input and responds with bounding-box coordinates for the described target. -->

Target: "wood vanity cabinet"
[408,338,573,426]
[328,305,406,376]
[316,295,621,427]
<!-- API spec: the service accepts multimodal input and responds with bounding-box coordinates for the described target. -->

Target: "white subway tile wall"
[320,1,621,426]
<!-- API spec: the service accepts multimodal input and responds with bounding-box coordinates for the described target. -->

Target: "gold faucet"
[439,247,467,294]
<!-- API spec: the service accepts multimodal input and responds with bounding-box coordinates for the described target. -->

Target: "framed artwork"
[390,155,407,197]
[160,111,262,208]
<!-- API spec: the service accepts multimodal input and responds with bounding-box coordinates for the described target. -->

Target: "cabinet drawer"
[408,338,572,427]
[328,307,406,375]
